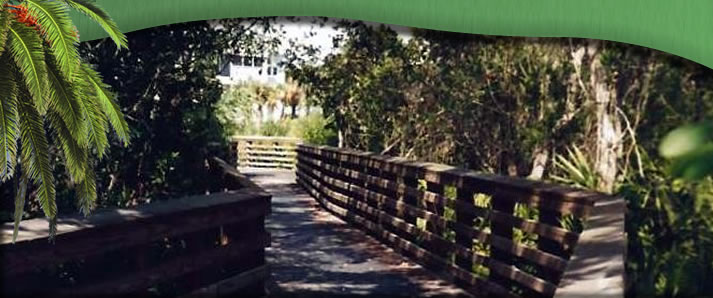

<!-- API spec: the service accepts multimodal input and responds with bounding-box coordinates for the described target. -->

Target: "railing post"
[425,181,448,259]
[490,195,515,288]
[537,208,567,284]
[455,188,475,271]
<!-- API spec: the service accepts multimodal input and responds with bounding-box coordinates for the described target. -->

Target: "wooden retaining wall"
[0,158,271,297]
[295,144,625,298]
[232,136,301,169]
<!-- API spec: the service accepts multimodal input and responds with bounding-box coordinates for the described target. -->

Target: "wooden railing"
[295,144,625,298]
[0,158,271,297]
[232,136,301,169]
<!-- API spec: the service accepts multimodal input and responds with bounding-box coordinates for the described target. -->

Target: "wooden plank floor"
[239,168,470,297]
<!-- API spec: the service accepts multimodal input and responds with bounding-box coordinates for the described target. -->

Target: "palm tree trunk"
[589,40,623,193]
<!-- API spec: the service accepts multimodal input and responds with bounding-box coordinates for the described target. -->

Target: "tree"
[0,0,128,241]
[283,78,305,119]
[75,19,279,210]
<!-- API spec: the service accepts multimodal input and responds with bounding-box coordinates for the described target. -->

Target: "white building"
[217,53,287,86]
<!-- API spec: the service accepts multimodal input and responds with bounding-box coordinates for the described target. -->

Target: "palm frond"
[0,58,19,181]
[25,0,80,76]
[63,0,127,48]
[12,171,29,243]
[82,94,108,156]
[8,21,48,114]
[80,62,129,145]
[17,96,57,237]
[46,54,86,146]
[76,162,96,216]
[47,111,87,182]
[0,9,11,57]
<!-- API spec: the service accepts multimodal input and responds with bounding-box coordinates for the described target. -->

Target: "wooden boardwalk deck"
[240,168,469,297]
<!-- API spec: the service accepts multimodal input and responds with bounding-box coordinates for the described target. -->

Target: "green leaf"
[17,96,57,238]
[0,9,11,57]
[81,92,108,157]
[12,171,29,243]
[0,58,19,181]
[47,111,87,182]
[669,144,713,180]
[64,0,127,48]
[659,122,713,159]
[76,163,96,216]
[46,55,86,146]
[25,0,80,77]
[80,62,129,146]
[7,22,48,114]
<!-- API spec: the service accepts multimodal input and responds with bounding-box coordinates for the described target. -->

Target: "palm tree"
[283,78,305,119]
[252,83,278,123]
[0,0,128,242]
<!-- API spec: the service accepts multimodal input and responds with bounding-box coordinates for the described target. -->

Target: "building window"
[243,56,253,66]
[255,57,264,67]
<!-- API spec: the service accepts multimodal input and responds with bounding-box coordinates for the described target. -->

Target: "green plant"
[287,113,337,145]
[259,120,290,136]
[659,121,713,180]
[215,84,256,137]
[0,0,128,240]
[551,146,600,190]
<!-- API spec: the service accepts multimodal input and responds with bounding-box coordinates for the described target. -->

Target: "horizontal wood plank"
[297,167,560,296]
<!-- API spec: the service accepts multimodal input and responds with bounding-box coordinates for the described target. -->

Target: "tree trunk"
[338,129,344,148]
[527,144,549,180]
[255,104,263,130]
[291,104,298,119]
[588,40,623,193]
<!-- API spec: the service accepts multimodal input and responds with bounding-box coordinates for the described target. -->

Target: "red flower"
[5,4,39,28]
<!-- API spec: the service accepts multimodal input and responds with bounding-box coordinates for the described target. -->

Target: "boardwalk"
[241,168,469,297]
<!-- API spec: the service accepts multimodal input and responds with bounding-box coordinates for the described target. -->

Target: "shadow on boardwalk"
[241,168,469,298]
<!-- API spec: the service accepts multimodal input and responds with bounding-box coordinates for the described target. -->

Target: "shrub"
[288,113,338,145]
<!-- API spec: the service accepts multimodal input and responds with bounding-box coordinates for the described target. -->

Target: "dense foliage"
[1,19,277,222]
[76,21,228,208]
[215,82,336,145]
[292,22,713,297]
[0,0,127,240]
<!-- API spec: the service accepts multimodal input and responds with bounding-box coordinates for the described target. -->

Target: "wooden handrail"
[295,144,625,298]
[0,157,272,297]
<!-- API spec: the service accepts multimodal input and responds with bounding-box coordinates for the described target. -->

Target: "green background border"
[73,0,713,69]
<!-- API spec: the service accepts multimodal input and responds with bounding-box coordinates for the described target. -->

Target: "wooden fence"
[0,158,271,297]
[295,144,625,298]
[232,136,301,169]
